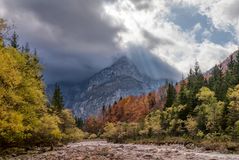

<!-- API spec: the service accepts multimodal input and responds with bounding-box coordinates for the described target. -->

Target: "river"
[9,140,239,160]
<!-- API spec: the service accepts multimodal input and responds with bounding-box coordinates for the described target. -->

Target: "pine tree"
[177,79,188,105]
[51,83,64,112]
[234,51,239,83]
[10,31,19,49]
[208,65,227,101]
[34,48,37,55]
[24,42,30,53]
[225,55,237,88]
[75,117,84,129]
[186,61,204,110]
[102,105,106,121]
[165,82,176,108]
[20,45,25,53]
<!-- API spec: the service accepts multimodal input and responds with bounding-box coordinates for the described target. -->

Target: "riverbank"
[2,140,239,160]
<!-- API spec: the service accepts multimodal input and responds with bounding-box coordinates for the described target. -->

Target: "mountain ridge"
[47,56,168,118]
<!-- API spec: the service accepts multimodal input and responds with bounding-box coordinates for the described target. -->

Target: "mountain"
[204,50,239,79]
[102,49,239,122]
[73,56,167,118]
[47,56,168,118]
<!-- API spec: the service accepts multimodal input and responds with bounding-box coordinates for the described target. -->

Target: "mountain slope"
[71,56,165,118]
[102,49,239,122]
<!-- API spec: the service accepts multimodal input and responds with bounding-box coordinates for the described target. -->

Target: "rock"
[185,143,196,150]
[6,141,239,160]
[11,153,17,157]
[143,154,153,159]
[119,145,124,148]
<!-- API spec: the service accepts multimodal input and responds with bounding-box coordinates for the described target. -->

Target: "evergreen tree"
[75,117,84,129]
[51,83,64,112]
[234,51,239,83]
[165,82,176,108]
[102,105,106,121]
[10,31,19,49]
[208,65,227,101]
[177,83,189,120]
[34,48,38,56]
[225,55,237,88]
[24,42,30,53]
[186,61,205,111]
[177,81,188,105]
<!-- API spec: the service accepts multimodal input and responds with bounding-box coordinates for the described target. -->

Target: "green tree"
[10,31,20,49]
[24,42,30,53]
[75,117,84,129]
[51,83,64,112]
[224,54,238,88]
[186,62,205,113]
[165,82,176,108]
[234,51,239,83]
[177,81,188,105]
[208,65,227,101]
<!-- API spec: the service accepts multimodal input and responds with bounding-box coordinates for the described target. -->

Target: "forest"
[0,19,85,149]
[1,17,239,153]
[83,52,239,151]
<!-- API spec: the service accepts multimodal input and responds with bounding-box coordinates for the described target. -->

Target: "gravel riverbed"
[6,141,239,160]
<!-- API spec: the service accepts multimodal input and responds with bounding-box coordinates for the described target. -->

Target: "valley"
[1,1,239,159]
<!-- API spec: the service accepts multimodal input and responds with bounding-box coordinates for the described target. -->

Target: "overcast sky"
[0,0,238,84]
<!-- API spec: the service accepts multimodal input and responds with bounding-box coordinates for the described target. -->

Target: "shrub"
[62,128,85,142]
[88,134,97,139]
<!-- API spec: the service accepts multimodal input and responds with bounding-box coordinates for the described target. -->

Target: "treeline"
[85,50,239,150]
[82,86,168,134]
[0,19,84,148]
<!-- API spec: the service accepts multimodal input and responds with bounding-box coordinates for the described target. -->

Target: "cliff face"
[71,56,165,118]
[48,56,166,118]
[204,50,239,79]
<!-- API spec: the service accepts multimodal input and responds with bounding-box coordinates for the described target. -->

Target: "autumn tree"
[148,93,156,109]
[195,87,224,133]
[227,85,239,131]
[0,20,84,147]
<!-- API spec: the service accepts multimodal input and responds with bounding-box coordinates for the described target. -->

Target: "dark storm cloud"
[1,0,181,83]
[2,0,122,83]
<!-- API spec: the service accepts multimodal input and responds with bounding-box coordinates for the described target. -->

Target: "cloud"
[142,29,175,49]
[0,0,238,84]
[179,0,239,41]
[104,0,238,75]
[0,0,122,83]
[126,45,181,81]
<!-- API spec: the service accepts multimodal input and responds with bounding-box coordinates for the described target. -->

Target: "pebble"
[4,141,239,160]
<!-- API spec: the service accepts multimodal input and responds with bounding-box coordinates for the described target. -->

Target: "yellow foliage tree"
[195,87,224,133]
